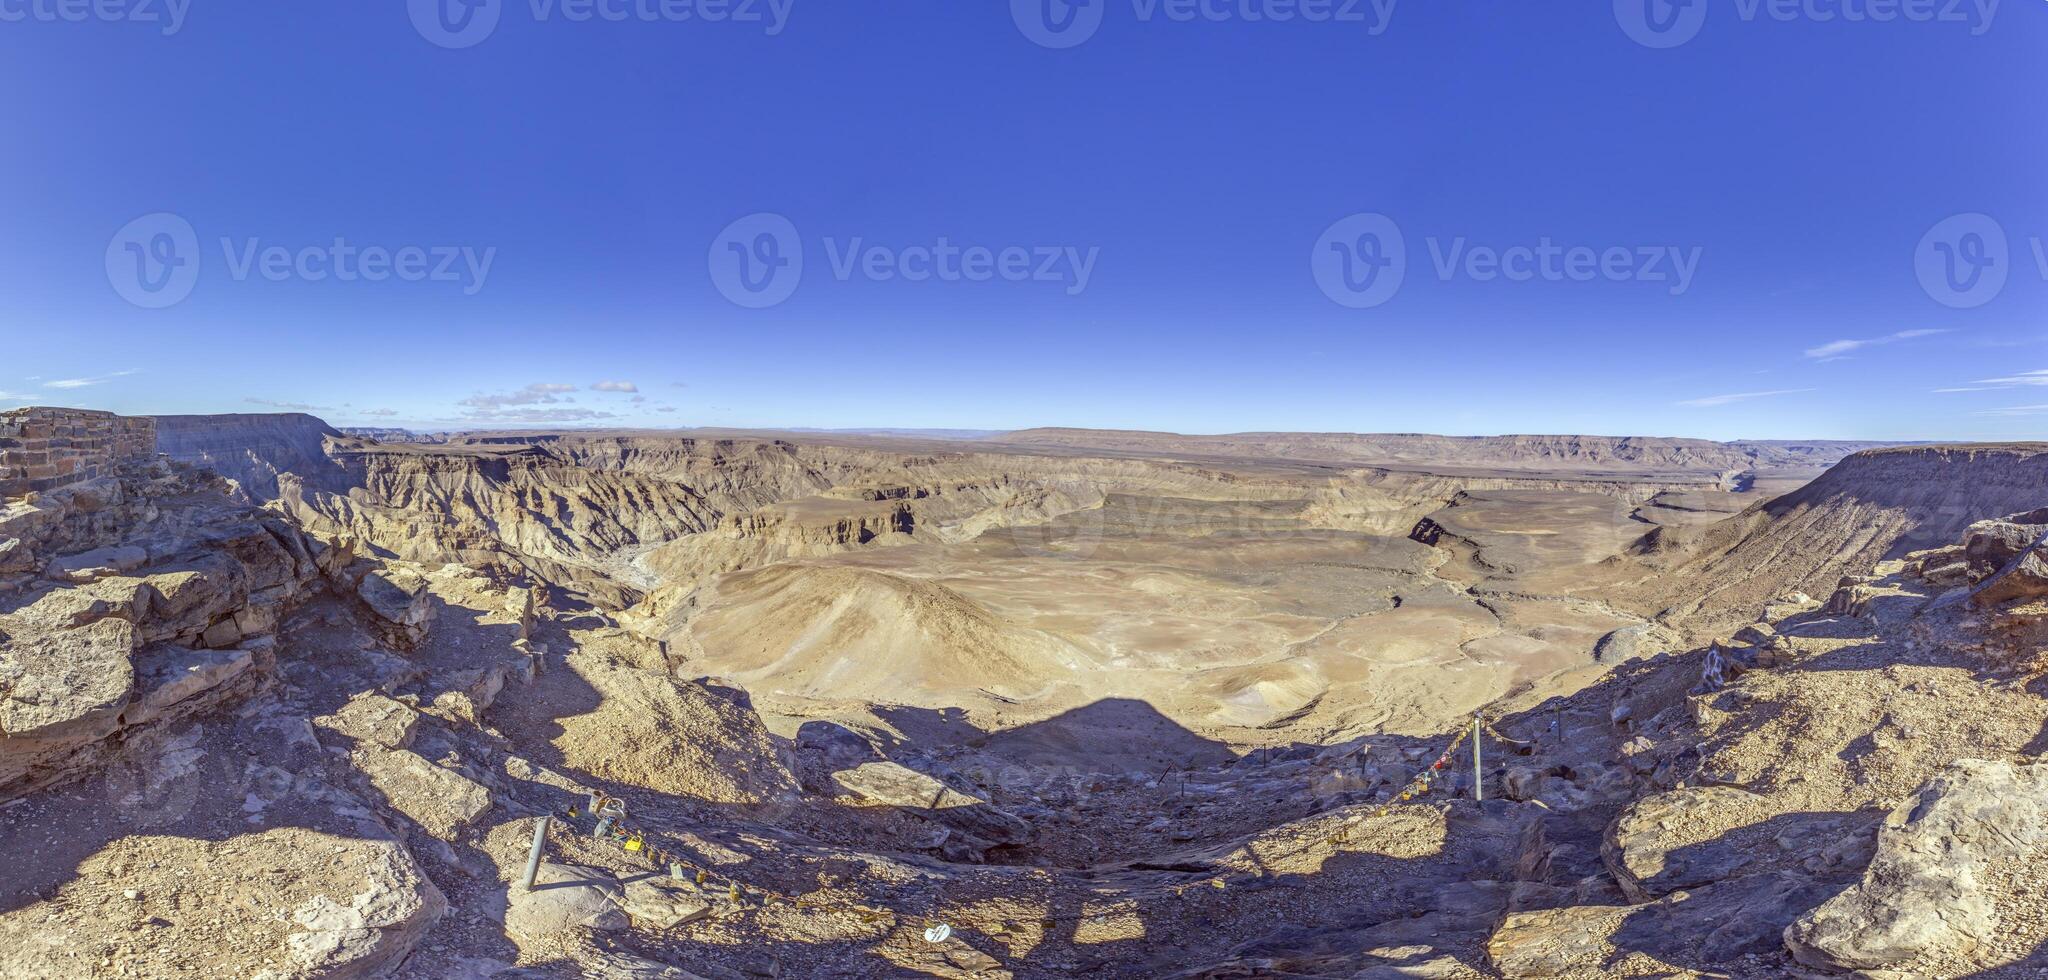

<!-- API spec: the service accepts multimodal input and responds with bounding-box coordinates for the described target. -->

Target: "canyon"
[2,406,2044,978]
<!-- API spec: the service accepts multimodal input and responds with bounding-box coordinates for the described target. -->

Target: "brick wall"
[0,407,158,499]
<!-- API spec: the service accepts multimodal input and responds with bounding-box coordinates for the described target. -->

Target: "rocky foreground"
[1,410,2045,978]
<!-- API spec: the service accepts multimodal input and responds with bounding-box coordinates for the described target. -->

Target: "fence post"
[521,815,550,891]
[1472,716,1484,802]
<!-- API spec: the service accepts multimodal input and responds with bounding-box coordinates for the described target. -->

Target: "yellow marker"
[1211,880,1225,890]
[625,837,643,852]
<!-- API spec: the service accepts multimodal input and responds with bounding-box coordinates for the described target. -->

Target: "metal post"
[1472,716,1484,802]
[521,815,550,891]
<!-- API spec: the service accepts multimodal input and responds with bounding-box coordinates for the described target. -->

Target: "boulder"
[1731,622,1777,646]
[505,863,628,941]
[282,837,448,977]
[792,720,883,793]
[1592,623,1673,665]
[617,874,713,930]
[1962,519,2046,570]
[355,566,433,648]
[1922,561,1974,588]
[1822,583,1879,618]
[142,557,247,643]
[1786,759,2048,972]
[1970,538,2048,608]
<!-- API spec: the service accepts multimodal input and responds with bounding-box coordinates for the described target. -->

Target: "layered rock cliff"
[1645,443,2048,633]
[154,412,346,500]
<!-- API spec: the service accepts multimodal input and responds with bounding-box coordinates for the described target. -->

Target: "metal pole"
[1472,716,1483,802]
[521,815,549,891]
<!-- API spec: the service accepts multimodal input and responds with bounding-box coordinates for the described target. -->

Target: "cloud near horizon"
[43,369,140,389]
[1676,388,1815,408]
[457,407,620,425]
[591,381,639,393]
[245,398,328,412]
[458,383,578,411]
[1933,369,2048,394]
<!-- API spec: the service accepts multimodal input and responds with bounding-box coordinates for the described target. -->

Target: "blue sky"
[2,0,2044,440]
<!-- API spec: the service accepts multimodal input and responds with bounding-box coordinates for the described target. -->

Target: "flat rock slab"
[1603,786,1772,900]
[45,545,148,582]
[832,760,1031,844]
[506,863,629,941]
[316,692,420,751]
[0,617,136,740]
[351,745,492,841]
[125,644,255,726]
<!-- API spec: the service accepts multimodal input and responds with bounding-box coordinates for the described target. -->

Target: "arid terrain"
[3,407,2044,978]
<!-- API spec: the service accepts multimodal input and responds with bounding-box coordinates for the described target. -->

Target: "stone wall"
[0,407,158,499]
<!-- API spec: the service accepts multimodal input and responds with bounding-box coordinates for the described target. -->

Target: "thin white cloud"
[1676,388,1815,408]
[459,407,619,425]
[359,408,399,417]
[1935,369,2048,394]
[591,381,639,393]
[44,369,139,389]
[1973,404,2048,417]
[458,383,578,411]
[1803,329,1949,361]
[246,398,328,412]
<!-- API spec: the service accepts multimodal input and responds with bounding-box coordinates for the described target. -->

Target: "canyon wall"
[1648,442,2048,631]
[153,412,345,499]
